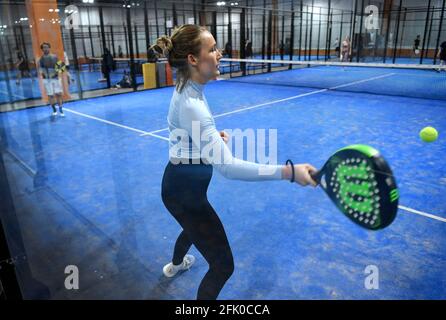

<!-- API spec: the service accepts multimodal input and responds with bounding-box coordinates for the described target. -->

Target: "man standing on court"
[413,35,421,57]
[39,42,64,117]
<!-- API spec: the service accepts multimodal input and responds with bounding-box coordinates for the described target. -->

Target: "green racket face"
[321,145,398,230]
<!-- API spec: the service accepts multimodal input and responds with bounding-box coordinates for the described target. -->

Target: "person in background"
[118,45,124,58]
[147,36,170,62]
[334,38,340,58]
[99,48,114,82]
[224,41,232,58]
[64,51,74,83]
[245,39,253,58]
[38,42,64,117]
[340,36,351,62]
[279,41,285,59]
[413,35,421,58]
[15,48,32,85]
[114,70,132,89]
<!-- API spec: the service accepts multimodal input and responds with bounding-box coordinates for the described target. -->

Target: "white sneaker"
[163,254,195,278]
[60,112,65,117]
[52,112,57,116]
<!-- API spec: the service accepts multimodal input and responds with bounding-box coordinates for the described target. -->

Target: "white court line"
[139,89,327,136]
[6,148,37,176]
[398,205,446,223]
[139,72,395,137]
[330,73,395,90]
[63,107,169,141]
[214,88,328,118]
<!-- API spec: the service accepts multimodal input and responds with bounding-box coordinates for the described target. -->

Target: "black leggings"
[161,160,234,300]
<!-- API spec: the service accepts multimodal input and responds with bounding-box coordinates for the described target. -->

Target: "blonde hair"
[155,24,207,92]
[156,35,171,48]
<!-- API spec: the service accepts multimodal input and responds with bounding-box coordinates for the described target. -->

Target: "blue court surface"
[1,65,445,299]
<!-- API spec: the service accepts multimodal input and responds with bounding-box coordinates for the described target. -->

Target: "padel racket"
[310,144,398,230]
[55,60,66,74]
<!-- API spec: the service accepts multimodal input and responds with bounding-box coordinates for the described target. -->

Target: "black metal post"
[240,8,246,75]
[262,0,266,59]
[304,6,309,60]
[383,1,392,63]
[88,26,94,57]
[99,6,110,88]
[97,26,103,54]
[212,11,217,39]
[134,25,139,58]
[0,36,13,103]
[317,7,322,60]
[18,25,28,62]
[144,1,150,49]
[325,0,332,61]
[281,14,285,60]
[399,8,407,56]
[356,0,365,62]
[299,0,303,60]
[393,0,403,63]
[69,25,83,98]
[193,1,197,24]
[434,0,446,64]
[425,7,435,62]
[172,3,178,27]
[267,10,272,71]
[250,0,253,43]
[228,7,232,58]
[124,24,129,57]
[328,8,333,59]
[110,26,116,57]
[350,0,357,62]
[420,0,432,64]
[309,0,314,61]
[126,3,137,91]
[164,9,168,35]
[155,0,160,38]
[289,0,295,66]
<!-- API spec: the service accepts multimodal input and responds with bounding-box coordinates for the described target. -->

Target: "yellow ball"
[420,126,438,142]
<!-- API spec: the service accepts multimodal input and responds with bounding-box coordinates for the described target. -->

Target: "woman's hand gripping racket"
[307,144,398,230]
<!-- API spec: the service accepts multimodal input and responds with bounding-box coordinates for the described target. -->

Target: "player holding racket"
[160,25,317,300]
[39,42,64,117]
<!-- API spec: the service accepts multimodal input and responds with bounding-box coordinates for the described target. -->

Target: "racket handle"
[310,170,321,185]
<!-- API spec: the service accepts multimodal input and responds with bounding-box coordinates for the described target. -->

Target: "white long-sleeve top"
[167,80,283,181]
